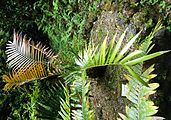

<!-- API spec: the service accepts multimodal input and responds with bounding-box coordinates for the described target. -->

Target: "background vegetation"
[0,0,170,119]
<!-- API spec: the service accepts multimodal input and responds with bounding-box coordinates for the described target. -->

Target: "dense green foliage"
[0,0,100,119]
[36,82,64,119]
[0,30,9,119]
[34,0,99,67]
[139,0,171,31]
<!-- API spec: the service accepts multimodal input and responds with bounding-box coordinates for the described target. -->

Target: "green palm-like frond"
[6,31,54,71]
[76,28,169,70]
[139,21,163,53]
[76,25,169,86]
[117,22,166,119]
[2,62,47,91]
[59,84,71,120]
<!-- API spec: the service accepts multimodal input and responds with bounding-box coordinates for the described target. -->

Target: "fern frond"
[120,65,159,120]
[59,71,94,120]
[36,83,64,119]
[140,21,163,53]
[59,84,71,120]
[2,62,47,91]
[6,31,54,71]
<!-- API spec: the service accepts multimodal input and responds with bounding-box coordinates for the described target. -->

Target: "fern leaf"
[122,65,160,120]
[140,21,163,53]
[2,62,47,91]
[125,66,149,87]
[6,31,54,71]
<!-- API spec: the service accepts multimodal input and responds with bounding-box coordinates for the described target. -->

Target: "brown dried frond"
[2,62,47,91]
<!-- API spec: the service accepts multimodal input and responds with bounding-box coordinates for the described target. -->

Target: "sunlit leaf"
[99,35,107,65]
[106,31,117,63]
[6,31,54,71]
[118,113,128,120]
[142,64,155,76]
[114,30,142,63]
[124,50,170,66]
[109,28,128,63]
[119,50,144,64]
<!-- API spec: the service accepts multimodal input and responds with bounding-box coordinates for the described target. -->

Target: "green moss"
[106,65,127,97]
[130,0,139,7]
[118,12,128,23]
[132,12,147,29]
[101,1,113,11]
[145,18,154,29]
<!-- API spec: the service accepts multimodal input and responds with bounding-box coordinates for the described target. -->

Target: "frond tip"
[2,62,47,91]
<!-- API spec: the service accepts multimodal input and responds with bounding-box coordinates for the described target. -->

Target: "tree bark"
[89,65,127,120]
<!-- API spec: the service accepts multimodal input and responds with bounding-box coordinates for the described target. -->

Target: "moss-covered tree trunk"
[89,10,135,120]
[90,65,127,119]
[88,1,160,119]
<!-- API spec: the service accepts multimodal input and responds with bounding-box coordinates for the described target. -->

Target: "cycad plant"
[2,31,61,91]
[75,22,168,86]
[1,22,169,119]
[57,22,169,119]
[58,70,94,120]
